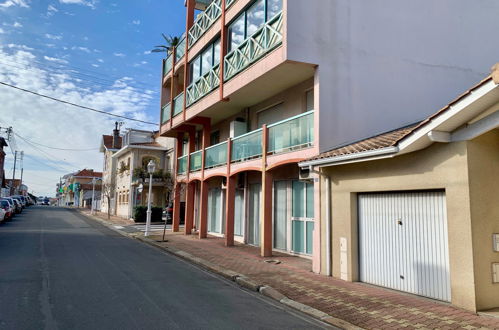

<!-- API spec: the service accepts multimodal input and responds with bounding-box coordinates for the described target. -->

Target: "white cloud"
[0,28,4,34]
[132,19,140,25]
[45,33,62,40]
[6,43,33,50]
[46,4,58,17]
[13,21,22,27]
[71,46,90,53]
[59,0,96,9]
[143,50,150,55]
[0,0,29,8]
[91,63,99,67]
[113,52,125,57]
[97,58,104,63]
[0,45,156,196]
[43,55,68,64]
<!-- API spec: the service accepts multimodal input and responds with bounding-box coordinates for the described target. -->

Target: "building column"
[225,175,236,246]
[198,180,208,239]
[184,182,195,235]
[260,124,272,257]
[172,183,182,232]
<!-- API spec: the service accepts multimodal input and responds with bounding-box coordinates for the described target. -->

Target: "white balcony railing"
[188,0,222,48]
[186,64,220,107]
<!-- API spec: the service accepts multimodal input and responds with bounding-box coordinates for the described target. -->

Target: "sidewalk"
[82,210,499,330]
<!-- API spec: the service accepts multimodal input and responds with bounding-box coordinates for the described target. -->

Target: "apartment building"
[159,0,499,272]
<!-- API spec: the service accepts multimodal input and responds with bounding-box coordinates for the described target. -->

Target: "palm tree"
[151,33,180,56]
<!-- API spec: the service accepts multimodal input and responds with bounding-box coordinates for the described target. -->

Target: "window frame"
[189,37,221,84]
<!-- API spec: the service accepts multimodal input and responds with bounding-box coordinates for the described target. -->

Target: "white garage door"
[358,191,451,302]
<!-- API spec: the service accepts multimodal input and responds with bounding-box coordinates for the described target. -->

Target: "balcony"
[190,150,202,172]
[224,11,283,81]
[163,54,173,77]
[178,111,314,175]
[173,92,184,117]
[161,102,171,124]
[226,0,237,8]
[175,36,186,62]
[188,0,222,48]
[186,64,220,107]
[178,155,188,174]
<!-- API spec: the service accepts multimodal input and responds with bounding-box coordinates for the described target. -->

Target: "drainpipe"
[325,174,331,276]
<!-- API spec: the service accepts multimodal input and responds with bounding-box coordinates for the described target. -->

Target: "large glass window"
[189,38,220,83]
[228,0,283,52]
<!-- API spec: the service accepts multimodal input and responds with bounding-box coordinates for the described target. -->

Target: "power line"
[12,134,98,151]
[0,81,158,125]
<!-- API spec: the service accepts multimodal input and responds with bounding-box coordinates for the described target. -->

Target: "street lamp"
[91,177,99,215]
[145,160,156,237]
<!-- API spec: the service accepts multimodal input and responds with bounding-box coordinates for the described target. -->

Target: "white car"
[0,208,6,222]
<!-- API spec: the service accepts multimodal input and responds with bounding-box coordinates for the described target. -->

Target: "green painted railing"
[190,150,203,172]
[163,54,173,76]
[231,129,262,162]
[188,0,222,48]
[205,141,227,168]
[175,36,186,62]
[177,155,188,174]
[186,64,220,107]
[268,111,314,154]
[161,102,171,124]
[173,92,184,117]
[224,11,283,81]
[226,0,236,8]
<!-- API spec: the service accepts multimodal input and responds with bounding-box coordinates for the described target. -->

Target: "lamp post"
[145,160,156,237]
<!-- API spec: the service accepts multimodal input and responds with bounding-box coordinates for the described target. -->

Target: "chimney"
[112,121,120,149]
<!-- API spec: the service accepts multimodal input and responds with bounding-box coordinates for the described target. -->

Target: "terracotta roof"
[308,75,494,162]
[102,135,122,150]
[309,124,419,161]
[74,169,103,178]
[130,142,163,147]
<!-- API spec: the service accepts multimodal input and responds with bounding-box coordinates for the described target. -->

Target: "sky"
[0,0,186,197]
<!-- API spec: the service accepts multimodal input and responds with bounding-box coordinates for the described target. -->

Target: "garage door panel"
[359,191,450,302]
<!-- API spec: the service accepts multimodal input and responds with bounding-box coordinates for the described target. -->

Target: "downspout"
[325,174,331,276]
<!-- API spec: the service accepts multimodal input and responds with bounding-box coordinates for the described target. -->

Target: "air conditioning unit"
[230,118,247,138]
[298,167,313,182]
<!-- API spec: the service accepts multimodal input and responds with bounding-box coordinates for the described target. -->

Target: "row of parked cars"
[0,195,35,222]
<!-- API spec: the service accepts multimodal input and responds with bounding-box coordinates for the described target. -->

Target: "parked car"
[43,198,50,206]
[0,207,5,222]
[0,199,14,220]
[10,198,22,213]
[14,195,27,207]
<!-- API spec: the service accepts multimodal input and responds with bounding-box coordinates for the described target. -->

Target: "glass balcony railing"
[164,54,173,77]
[177,155,188,174]
[161,102,171,124]
[173,92,184,117]
[190,150,203,172]
[231,129,262,162]
[224,11,283,81]
[268,111,314,154]
[186,64,220,107]
[188,0,222,48]
[175,36,186,62]
[205,141,227,168]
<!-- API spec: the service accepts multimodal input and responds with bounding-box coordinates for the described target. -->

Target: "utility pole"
[19,151,24,187]
[11,150,17,195]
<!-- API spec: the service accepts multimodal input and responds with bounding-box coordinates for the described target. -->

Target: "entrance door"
[291,181,314,255]
[234,189,245,237]
[247,183,261,246]
[208,187,224,234]
[273,181,287,250]
[358,191,450,302]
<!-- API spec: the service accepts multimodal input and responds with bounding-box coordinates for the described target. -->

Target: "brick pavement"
[84,210,499,330]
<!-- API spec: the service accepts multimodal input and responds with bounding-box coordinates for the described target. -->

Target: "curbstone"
[321,316,364,330]
[259,286,287,301]
[280,298,329,319]
[235,276,262,292]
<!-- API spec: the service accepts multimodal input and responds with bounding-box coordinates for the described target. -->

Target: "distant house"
[99,122,123,215]
[60,169,102,207]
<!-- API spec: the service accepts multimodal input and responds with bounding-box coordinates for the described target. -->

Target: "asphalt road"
[0,207,327,330]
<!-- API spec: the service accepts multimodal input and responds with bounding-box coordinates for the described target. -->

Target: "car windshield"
[1,201,9,207]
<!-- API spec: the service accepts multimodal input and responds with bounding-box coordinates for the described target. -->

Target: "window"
[228,0,283,52]
[189,38,221,83]
[256,103,284,127]
[305,89,314,112]
[210,131,220,145]
[291,180,314,254]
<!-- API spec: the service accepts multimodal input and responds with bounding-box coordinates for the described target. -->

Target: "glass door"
[291,181,314,255]
[273,181,287,250]
[247,183,261,246]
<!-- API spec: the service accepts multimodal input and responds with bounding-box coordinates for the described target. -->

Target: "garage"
[358,191,451,302]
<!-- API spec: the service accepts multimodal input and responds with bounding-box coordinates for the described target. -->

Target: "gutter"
[299,146,399,168]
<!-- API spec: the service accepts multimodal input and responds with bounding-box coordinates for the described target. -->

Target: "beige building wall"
[467,129,499,310]
[322,141,480,311]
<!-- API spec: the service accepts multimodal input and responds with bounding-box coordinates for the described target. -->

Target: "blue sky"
[0,0,186,196]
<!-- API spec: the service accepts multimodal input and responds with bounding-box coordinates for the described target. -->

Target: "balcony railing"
[226,0,237,8]
[188,0,222,48]
[205,141,227,168]
[173,92,184,117]
[224,11,283,81]
[175,36,186,62]
[231,128,262,162]
[163,54,173,77]
[186,64,220,107]
[178,155,188,174]
[190,150,203,172]
[161,102,171,124]
[268,111,314,154]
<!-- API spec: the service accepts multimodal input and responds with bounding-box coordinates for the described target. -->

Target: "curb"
[77,210,363,330]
